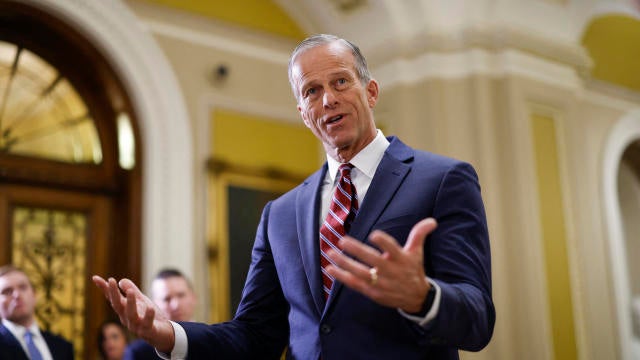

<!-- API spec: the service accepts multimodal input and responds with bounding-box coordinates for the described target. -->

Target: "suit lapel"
[0,324,29,360]
[296,165,328,315]
[41,331,57,359]
[350,138,413,242]
[328,137,413,305]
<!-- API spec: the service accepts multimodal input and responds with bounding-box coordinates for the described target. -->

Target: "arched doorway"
[0,2,141,359]
[603,111,640,360]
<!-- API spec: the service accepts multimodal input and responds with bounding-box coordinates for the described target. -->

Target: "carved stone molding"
[368,23,592,77]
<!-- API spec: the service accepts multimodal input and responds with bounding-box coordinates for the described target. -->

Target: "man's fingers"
[366,230,402,259]
[119,278,141,294]
[106,278,124,309]
[327,247,371,279]
[338,236,382,266]
[404,218,437,253]
[92,275,109,296]
[142,303,156,325]
[126,288,139,321]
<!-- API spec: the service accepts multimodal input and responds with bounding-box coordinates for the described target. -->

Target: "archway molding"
[603,108,640,360]
[19,0,195,285]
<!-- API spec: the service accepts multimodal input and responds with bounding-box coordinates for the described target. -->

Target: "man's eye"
[337,78,347,85]
[305,88,316,96]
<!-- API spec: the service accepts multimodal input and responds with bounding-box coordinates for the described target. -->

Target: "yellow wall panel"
[582,15,640,92]
[142,0,306,40]
[531,114,577,360]
[211,108,320,176]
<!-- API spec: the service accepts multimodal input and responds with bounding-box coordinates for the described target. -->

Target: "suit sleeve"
[425,162,495,351]
[181,201,289,359]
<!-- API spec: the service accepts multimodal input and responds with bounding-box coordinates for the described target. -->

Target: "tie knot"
[338,163,354,175]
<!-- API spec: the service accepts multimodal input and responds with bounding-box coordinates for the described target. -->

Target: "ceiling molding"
[327,0,368,14]
[584,78,640,107]
[127,0,296,65]
[373,48,584,92]
[367,23,592,77]
[145,19,292,65]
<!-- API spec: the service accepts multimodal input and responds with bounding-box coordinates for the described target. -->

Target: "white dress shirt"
[2,318,54,360]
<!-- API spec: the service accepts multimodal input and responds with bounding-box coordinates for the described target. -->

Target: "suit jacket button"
[320,324,332,334]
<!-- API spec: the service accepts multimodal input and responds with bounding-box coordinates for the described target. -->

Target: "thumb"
[404,218,438,253]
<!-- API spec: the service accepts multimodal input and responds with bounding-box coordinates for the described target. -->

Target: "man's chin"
[9,313,31,324]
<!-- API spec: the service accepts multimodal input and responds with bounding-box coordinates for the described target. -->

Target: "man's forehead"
[0,272,30,289]
[292,55,355,87]
[0,270,28,282]
[296,43,351,65]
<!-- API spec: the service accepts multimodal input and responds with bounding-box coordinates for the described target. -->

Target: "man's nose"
[323,88,338,108]
[170,299,180,309]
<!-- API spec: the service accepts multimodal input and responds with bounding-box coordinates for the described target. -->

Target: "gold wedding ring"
[369,267,378,286]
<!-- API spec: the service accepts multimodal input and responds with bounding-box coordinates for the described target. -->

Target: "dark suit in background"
[0,323,74,360]
[124,339,160,360]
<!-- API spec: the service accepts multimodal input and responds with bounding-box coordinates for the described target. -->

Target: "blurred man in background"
[0,265,74,360]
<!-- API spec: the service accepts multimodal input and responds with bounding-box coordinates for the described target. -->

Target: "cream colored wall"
[569,99,626,360]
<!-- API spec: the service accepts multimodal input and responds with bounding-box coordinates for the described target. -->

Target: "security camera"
[213,64,229,83]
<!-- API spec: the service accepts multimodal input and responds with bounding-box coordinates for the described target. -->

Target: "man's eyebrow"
[300,77,318,87]
[330,69,352,76]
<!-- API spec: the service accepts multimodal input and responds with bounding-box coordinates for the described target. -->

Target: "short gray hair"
[287,34,371,100]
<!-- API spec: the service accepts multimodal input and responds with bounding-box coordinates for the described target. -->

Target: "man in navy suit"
[94,34,495,359]
[0,265,74,360]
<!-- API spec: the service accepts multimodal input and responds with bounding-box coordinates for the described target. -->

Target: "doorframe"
[19,0,196,286]
[603,109,640,360]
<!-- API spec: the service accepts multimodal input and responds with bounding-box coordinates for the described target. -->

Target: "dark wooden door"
[0,184,114,360]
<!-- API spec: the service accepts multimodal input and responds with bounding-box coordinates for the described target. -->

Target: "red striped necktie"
[319,163,359,300]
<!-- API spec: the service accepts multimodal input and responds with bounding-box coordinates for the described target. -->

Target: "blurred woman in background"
[97,319,129,360]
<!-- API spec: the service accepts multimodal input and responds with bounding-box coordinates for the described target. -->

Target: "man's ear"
[298,105,312,129]
[366,79,379,108]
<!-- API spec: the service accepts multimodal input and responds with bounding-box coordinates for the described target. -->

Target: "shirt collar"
[2,318,41,338]
[326,129,390,182]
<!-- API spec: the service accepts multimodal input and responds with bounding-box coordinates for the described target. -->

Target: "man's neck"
[326,130,378,163]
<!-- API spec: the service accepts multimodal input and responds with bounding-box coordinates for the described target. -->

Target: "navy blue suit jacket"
[0,323,74,360]
[182,137,495,359]
[124,338,161,360]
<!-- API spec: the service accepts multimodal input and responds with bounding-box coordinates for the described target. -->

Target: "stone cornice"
[368,23,592,77]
